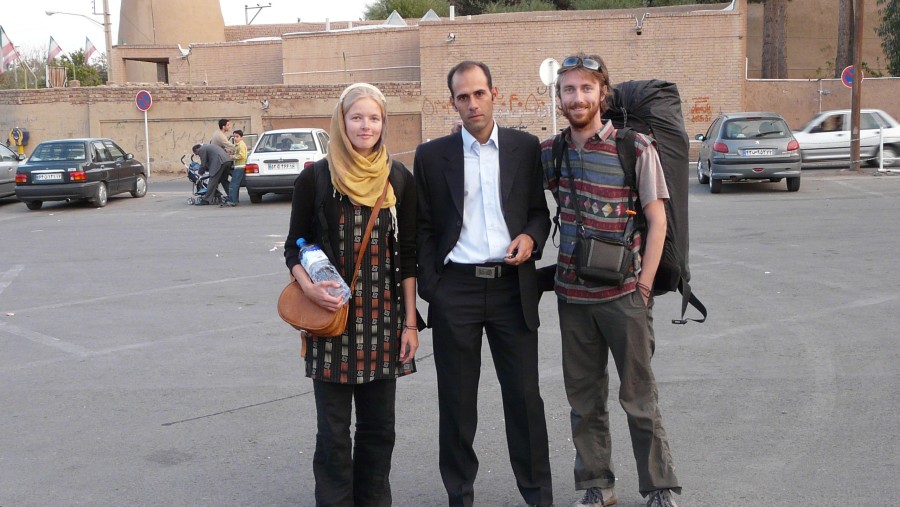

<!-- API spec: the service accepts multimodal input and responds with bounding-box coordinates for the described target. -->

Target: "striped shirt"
[541,120,668,303]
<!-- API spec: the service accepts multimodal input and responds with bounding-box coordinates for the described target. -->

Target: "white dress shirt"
[446,122,512,265]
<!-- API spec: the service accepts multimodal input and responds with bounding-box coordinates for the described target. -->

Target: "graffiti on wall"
[421,86,557,131]
[689,97,712,124]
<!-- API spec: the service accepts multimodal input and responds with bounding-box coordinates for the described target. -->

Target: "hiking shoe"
[573,487,617,507]
[645,489,677,507]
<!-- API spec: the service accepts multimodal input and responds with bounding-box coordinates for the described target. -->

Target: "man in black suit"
[415,61,553,507]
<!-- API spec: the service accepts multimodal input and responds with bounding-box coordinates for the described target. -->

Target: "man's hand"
[504,234,535,266]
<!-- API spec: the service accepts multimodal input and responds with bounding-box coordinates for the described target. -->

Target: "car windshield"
[254,132,317,153]
[29,142,87,162]
[722,119,791,140]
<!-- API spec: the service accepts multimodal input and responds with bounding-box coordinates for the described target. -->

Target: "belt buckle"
[475,266,498,279]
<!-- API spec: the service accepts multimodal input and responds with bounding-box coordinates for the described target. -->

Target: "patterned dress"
[305,196,416,384]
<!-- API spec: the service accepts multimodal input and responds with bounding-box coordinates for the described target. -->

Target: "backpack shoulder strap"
[549,129,569,244]
[614,127,638,194]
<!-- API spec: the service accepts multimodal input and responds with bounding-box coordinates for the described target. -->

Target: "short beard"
[561,102,600,130]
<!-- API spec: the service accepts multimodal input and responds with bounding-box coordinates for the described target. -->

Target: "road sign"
[135,90,153,111]
[538,58,560,135]
[841,66,863,88]
[539,58,560,86]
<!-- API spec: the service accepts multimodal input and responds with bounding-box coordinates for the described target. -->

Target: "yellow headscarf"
[327,83,396,208]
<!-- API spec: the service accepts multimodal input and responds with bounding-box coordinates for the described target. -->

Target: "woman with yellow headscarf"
[284,83,419,505]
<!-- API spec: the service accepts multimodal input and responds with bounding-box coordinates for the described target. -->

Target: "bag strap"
[550,130,568,245]
[290,177,390,292]
[348,178,390,291]
[674,279,708,325]
[614,127,643,233]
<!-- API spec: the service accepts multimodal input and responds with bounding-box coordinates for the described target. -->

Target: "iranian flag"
[0,25,21,74]
[48,36,63,64]
[85,37,98,61]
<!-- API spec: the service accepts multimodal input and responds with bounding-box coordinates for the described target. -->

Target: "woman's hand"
[306,281,345,312]
[399,326,419,364]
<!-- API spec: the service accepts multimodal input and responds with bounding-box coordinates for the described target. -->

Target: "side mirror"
[695,134,706,141]
[125,153,134,160]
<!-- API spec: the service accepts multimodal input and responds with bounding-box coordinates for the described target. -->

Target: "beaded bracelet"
[636,281,652,296]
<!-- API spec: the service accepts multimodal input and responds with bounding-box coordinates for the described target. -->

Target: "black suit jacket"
[415,127,551,330]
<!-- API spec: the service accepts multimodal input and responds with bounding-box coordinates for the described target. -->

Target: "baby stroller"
[182,154,222,205]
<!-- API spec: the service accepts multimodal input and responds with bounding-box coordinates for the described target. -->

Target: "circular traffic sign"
[840,66,863,89]
[539,58,560,87]
[135,90,153,112]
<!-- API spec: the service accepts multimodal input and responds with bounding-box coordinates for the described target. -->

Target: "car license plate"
[35,173,64,181]
[742,149,775,156]
[268,162,297,171]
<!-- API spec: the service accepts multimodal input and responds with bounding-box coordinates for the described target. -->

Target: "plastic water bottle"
[297,238,350,304]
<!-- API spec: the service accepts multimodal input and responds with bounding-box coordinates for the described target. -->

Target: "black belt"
[444,262,516,279]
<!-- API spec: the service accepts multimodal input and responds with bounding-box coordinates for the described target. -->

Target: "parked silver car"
[0,143,25,199]
[695,112,802,193]
[792,109,900,168]
[243,128,329,203]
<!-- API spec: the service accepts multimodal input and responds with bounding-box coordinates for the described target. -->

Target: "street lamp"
[45,1,113,83]
[45,10,103,27]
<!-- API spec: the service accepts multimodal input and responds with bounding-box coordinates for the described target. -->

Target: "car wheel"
[248,192,262,204]
[92,182,108,207]
[697,159,709,184]
[881,145,898,168]
[25,200,43,210]
[786,177,800,192]
[709,175,722,194]
[131,174,148,198]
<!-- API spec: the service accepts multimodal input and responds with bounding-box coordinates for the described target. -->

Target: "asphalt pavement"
[1,168,898,506]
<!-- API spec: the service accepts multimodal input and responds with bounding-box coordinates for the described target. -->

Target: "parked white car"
[243,128,329,203]
[793,109,900,168]
[0,143,25,199]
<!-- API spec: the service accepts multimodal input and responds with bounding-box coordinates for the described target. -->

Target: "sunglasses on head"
[558,56,603,74]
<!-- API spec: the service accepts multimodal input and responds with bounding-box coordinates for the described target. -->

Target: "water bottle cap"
[296,238,307,247]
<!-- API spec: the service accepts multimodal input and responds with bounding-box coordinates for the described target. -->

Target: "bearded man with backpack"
[541,54,681,507]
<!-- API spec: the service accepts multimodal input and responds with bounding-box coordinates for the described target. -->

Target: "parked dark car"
[0,143,25,199]
[15,138,147,210]
[695,112,802,193]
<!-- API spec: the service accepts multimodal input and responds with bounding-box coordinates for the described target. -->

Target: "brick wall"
[225,21,384,41]
[0,84,421,174]
[746,0,887,79]
[743,78,900,130]
[283,28,420,85]
[418,8,746,143]
[168,41,284,86]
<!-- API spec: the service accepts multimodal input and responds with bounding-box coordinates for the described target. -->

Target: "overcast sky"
[2,0,372,57]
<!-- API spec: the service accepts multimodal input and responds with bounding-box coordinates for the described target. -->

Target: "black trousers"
[429,267,553,507]
[312,379,397,507]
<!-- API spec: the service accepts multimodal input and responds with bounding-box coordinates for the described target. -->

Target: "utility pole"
[849,0,864,172]
[103,0,114,83]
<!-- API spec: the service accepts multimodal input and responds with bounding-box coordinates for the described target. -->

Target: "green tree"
[749,0,789,79]
[0,47,47,90]
[484,0,556,13]
[877,0,899,75]
[59,50,105,87]
[364,0,451,19]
